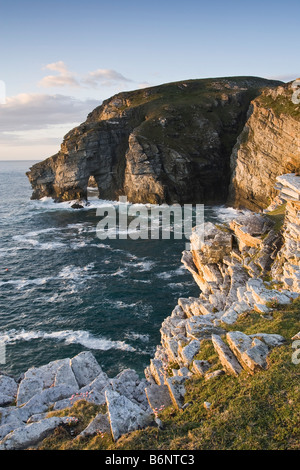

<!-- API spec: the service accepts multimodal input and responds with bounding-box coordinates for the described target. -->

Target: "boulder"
[54,361,79,389]
[0,393,15,406]
[165,376,186,409]
[226,331,269,373]
[23,358,70,388]
[149,359,166,386]
[211,334,243,376]
[176,367,193,378]
[180,340,201,366]
[70,351,103,388]
[0,375,18,399]
[110,369,149,412]
[27,413,48,424]
[53,372,110,410]
[0,420,23,441]
[145,383,172,412]
[191,223,233,264]
[0,417,72,450]
[192,360,211,376]
[249,333,285,348]
[205,369,225,381]
[3,385,78,427]
[105,390,152,441]
[79,413,111,437]
[16,378,44,407]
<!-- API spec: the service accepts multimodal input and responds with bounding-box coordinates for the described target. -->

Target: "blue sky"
[0,0,299,160]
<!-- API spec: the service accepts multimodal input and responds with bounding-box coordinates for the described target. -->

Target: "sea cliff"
[26,76,287,208]
[229,83,300,210]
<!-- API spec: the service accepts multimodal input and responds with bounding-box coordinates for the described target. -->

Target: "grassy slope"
[258,90,300,122]
[38,298,300,451]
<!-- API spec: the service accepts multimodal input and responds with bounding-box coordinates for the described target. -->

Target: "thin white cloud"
[38,62,134,89]
[45,61,70,75]
[0,132,61,147]
[0,93,100,132]
[39,61,80,88]
[82,68,133,88]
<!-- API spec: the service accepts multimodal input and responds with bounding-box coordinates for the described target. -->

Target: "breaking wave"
[0,329,136,352]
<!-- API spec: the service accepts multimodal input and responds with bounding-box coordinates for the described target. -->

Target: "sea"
[0,160,241,378]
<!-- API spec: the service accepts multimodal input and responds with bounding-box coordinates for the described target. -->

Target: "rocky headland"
[27,76,299,208]
[0,175,299,449]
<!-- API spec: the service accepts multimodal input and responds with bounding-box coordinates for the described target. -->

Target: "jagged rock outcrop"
[26,77,281,205]
[229,83,300,210]
[0,351,152,447]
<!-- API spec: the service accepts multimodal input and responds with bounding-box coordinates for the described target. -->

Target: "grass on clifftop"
[37,298,300,451]
[258,91,300,121]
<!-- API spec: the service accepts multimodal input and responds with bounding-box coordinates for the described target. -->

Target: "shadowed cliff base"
[26,76,290,209]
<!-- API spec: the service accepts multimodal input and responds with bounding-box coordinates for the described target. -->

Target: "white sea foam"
[0,277,48,289]
[156,265,186,280]
[168,282,186,289]
[127,259,155,272]
[58,263,95,281]
[208,205,249,223]
[0,263,98,291]
[108,300,140,309]
[12,234,66,251]
[70,241,88,249]
[0,329,136,352]
[125,331,150,342]
[24,227,63,237]
[110,268,127,277]
[29,197,120,213]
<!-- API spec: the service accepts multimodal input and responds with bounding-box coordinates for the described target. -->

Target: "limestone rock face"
[0,417,72,450]
[229,83,300,210]
[226,331,269,373]
[211,334,243,376]
[105,390,152,441]
[26,77,281,205]
[70,351,103,388]
[0,375,18,406]
[79,413,110,437]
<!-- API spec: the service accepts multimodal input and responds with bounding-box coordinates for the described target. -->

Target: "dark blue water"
[0,161,239,378]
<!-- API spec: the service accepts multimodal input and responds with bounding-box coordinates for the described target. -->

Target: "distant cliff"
[26,76,283,206]
[228,82,300,210]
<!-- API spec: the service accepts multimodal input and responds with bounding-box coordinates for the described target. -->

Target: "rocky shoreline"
[27,77,297,210]
[0,174,299,450]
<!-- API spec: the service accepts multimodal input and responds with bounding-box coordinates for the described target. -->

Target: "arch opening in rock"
[87,175,100,199]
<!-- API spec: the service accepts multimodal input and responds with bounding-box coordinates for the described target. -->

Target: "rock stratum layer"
[229,83,300,210]
[27,76,287,207]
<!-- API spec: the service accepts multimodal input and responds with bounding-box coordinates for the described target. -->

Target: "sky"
[0,0,299,161]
